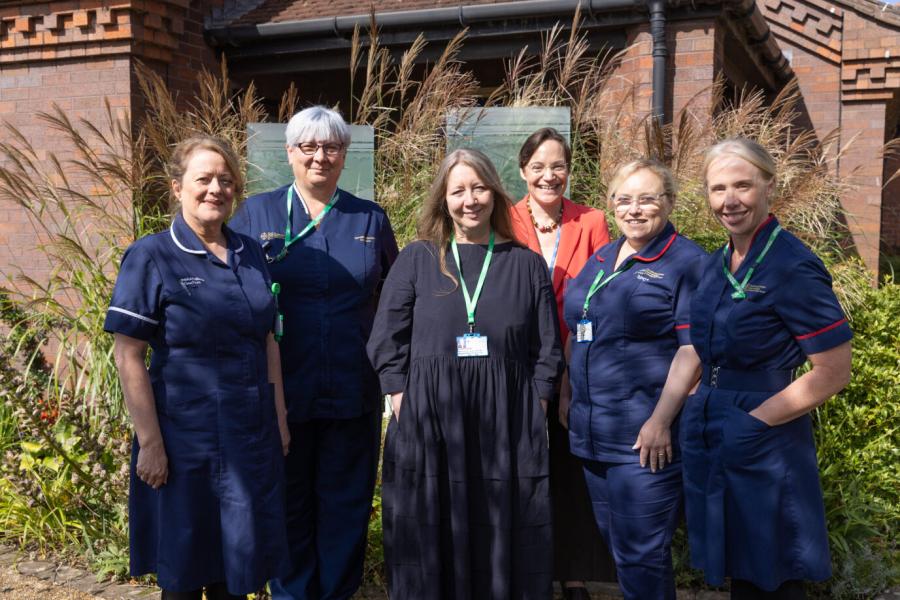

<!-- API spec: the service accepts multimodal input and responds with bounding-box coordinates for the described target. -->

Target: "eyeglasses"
[612,193,666,211]
[295,142,344,156]
[526,162,568,176]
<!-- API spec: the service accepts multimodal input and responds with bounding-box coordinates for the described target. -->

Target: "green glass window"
[245,123,375,200]
[446,107,571,202]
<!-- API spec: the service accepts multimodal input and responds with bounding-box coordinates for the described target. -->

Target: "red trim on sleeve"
[794,318,847,340]
[675,324,691,330]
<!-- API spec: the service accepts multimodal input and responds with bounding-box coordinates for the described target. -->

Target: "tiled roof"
[227,0,510,27]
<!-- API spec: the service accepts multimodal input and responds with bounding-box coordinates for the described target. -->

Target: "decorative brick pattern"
[0,1,193,64]
[762,0,843,63]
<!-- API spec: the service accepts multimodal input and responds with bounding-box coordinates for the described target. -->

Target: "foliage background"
[0,19,897,599]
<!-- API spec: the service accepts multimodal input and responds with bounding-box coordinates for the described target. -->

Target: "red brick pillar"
[0,1,221,286]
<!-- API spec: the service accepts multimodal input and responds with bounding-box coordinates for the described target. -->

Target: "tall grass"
[0,13,893,597]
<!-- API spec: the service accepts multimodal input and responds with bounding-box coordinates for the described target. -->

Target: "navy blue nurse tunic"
[564,221,706,463]
[681,215,852,591]
[230,184,398,421]
[103,214,290,594]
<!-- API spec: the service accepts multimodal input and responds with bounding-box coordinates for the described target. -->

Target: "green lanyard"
[582,260,633,319]
[450,230,495,333]
[721,225,782,300]
[270,185,339,263]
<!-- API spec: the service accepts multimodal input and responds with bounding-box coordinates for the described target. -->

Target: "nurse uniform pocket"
[720,405,786,471]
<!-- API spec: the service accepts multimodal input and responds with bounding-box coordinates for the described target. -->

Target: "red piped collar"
[632,232,676,263]
[728,214,776,251]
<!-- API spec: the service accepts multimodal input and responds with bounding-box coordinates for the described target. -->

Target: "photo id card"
[456,333,489,357]
[576,319,593,343]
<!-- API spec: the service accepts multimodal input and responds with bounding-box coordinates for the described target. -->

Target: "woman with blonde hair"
[368,148,564,599]
[106,135,290,599]
[672,137,852,599]
[563,158,706,600]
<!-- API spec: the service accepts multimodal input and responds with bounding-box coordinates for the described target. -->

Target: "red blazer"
[510,197,611,343]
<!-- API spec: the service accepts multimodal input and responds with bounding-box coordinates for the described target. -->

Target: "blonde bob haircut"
[606,158,677,211]
[167,135,244,206]
[702,137,777,190]
[417,148,517,287]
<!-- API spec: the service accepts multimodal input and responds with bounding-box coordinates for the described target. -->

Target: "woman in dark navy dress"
[230,106,398,600]
[105,136,291,600]
[367,148,564,600]
[668,138,852,599]
[563,159,706,600]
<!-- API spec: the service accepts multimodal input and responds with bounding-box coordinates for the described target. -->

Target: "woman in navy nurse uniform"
[105,136,291,600]
[671,138,852,599]
[563,159,706,600]
[229,106,398,600]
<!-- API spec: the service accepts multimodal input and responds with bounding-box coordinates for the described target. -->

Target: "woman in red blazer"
[509,128,614,600]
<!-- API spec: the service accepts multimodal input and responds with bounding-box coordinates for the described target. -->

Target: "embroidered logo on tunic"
[744,284,767,294]
[260,231,285,241]
[635,268,664,281]
[179,277,205,295]
[354,235,376,243]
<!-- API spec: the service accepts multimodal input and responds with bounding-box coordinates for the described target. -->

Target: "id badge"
[576,319,593,343]
[456,333,489,357]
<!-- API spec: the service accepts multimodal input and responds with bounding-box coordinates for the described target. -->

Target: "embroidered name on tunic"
[635,268,665,281]
[179,277,205,295]
[354,235,376,243]
[744,284,767,294]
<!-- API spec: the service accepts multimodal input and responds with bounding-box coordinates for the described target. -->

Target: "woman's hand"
[278,416,291,456]
[136,439,168,489]
[633,416,672,473]
[390,392,404,420]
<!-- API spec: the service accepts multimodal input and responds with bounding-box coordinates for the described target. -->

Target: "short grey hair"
[285,105,351,148]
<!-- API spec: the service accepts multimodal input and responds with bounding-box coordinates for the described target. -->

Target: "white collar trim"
[169,225,206,254]
[169,224,244,254]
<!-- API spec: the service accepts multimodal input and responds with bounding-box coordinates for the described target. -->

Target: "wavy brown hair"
[417,148,517,286]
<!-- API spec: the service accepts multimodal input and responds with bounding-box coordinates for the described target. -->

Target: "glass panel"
[245,123,375,200]
[446,107,571,203]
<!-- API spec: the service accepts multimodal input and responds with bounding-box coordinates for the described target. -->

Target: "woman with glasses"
[509,128,613,600]
[562,159,706,600]
[230,106,398,600]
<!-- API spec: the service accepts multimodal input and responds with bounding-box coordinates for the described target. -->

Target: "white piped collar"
[169,213,244,255]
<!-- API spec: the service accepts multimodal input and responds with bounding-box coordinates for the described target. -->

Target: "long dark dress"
[367,240,564,600]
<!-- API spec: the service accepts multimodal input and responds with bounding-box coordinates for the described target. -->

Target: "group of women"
[105,104,852,600]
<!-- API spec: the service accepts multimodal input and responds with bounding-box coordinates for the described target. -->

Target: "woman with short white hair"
[231,105,398,600]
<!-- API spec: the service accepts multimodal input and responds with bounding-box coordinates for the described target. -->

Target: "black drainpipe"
[647,0,667,125]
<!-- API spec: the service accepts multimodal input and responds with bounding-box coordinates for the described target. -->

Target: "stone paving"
[1,544,898,600]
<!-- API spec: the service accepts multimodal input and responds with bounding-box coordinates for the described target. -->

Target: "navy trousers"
[582,459,683,600]
[270,410,381,600]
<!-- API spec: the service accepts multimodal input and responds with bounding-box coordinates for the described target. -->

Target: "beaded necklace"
[527,198,563,233]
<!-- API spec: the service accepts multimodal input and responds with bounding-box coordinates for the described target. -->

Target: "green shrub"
[811,277,900,598]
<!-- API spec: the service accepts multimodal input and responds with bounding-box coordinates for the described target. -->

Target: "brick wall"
[604,26,654,120]
[840,101,888,270]
[0,1,225,287]
[670,19,717,122]
[0,57,132,285]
